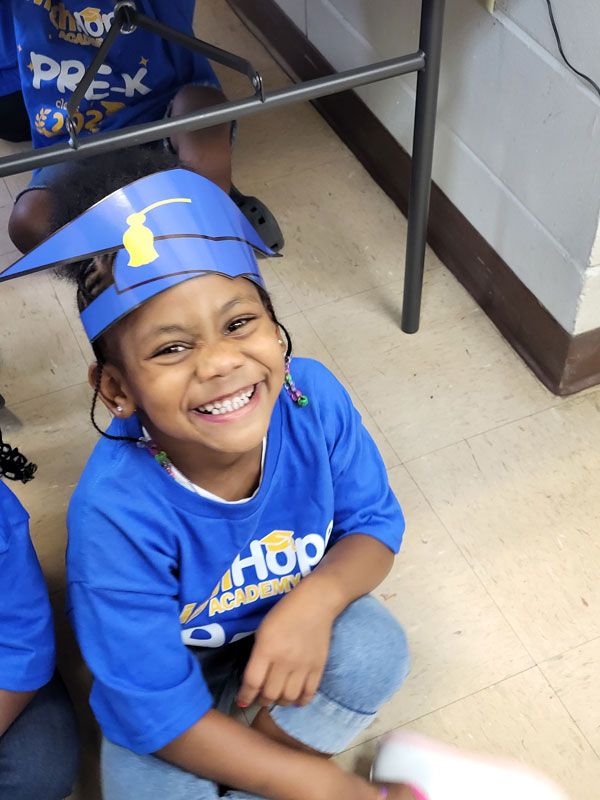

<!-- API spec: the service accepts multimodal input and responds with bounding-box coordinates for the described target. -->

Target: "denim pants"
[102,594,410,800]
[0,672,80,800]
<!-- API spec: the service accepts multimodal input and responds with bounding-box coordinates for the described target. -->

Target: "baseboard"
[226,0,600,396]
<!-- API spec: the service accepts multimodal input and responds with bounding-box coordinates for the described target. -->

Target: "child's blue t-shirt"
[10,0,220,148]
[0,4,20,96]
[66,359,405,754]
[0,481,55,692]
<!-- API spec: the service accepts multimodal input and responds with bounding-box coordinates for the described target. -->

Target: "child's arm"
[0,688,36,737]
[237,534,394,708]
[157,706,379,800]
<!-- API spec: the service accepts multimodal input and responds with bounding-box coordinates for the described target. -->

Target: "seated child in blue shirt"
[1,148,570,800]
[6,0,282,254]
[0,430,79,800]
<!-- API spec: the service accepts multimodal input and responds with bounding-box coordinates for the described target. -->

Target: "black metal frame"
[0,0,445,334]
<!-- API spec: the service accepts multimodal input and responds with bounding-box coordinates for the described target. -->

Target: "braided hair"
[0,430,36,483]
[49,147,293,443]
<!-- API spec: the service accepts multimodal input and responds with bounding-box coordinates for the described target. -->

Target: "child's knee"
[170,84,228,116]
[8,189,54,252]
[323,595,410,711]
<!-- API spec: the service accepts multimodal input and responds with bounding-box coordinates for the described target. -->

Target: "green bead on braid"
[284,358,308,407]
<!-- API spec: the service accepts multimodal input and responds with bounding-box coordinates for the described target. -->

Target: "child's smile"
[104,273,286,481]
[192,382,261,420]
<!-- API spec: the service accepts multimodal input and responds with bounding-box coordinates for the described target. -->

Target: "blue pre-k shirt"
[0,481,55,692]
[0,4,20,96]
[66,359,405,754]
[9,0,219,148]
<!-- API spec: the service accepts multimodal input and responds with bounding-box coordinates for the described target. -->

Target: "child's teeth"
[198,386,255,414]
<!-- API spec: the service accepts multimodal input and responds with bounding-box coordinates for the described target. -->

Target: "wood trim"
[226,0,599,395]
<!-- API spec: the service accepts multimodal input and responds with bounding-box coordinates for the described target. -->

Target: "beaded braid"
[272,318,308,407]
[0,431,37,483]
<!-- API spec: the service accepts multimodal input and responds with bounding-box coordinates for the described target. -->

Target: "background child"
[0,429,79,800]
[5,0,282,253]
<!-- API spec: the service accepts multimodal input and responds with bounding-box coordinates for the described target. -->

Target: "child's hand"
[237,585,334,708]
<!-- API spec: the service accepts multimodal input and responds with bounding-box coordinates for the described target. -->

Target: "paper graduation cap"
[0,169,275,342]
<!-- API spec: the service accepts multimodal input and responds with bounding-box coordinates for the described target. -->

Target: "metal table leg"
[401,0,446,333]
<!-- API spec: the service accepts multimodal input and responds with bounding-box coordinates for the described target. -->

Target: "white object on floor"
[372,731,571,800]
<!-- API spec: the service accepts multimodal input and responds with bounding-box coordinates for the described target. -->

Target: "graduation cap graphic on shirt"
[0,169,275,342]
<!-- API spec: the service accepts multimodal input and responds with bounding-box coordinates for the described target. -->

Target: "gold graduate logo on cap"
[123,198,192,266]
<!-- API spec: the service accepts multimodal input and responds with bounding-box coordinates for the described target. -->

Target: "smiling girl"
[1,150,569,800]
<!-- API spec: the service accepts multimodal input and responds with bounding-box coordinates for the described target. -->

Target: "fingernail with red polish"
[236,701,248,708]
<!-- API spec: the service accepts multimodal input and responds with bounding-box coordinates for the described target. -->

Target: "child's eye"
[226,317,255,334]
[152,344,188,357]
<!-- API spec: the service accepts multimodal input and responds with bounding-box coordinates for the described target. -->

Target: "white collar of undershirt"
[142,427,267,504]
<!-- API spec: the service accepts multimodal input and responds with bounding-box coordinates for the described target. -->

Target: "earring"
[278,339,284,344]
[284,357,308,407]
[115,405,123,414]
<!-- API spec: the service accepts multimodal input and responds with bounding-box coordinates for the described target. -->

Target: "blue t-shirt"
[10,0,219,148]
[0,4,20,97]
[0,481,55,692]
[66,359,405,754]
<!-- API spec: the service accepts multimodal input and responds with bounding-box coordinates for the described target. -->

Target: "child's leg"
[168,85,233,193]
[167,84,284,252]
[0,672,79,800]
[255,594,410,756]
[8,186,56,253]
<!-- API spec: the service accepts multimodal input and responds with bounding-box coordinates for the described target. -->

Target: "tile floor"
[1,1,599,798]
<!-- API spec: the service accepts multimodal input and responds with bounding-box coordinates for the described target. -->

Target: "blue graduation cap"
[0,169,275,342]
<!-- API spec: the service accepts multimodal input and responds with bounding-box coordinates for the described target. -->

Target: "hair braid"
[0,432,37,483]
[90,360,140,444]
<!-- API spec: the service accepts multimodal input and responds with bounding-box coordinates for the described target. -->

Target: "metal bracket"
[66,0,264,149]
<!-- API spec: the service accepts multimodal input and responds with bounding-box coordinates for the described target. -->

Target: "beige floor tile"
[1,382,107,595]
[194,0,290,80]
[541,638,600,755]
[283,311,399,468]
[49,273,96,365]
[305,268,479,381]
[0,138,31,157]
[0,138,33,201]
[0,178,13,208]
[0,268,90,405]
[3,169,33,202]
[337,668,598,800]
[0,200,19,259]
[260,258,301,319]
[406,392,600,661]
[351,465,532,745]
[260,157,410,310]
[232,100,354,188]
[348,308,555,462]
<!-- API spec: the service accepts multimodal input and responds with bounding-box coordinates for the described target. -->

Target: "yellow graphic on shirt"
[179,524,333,628]
[33,1,122,48]
[34,101,126,138]
[261,530,296,552]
